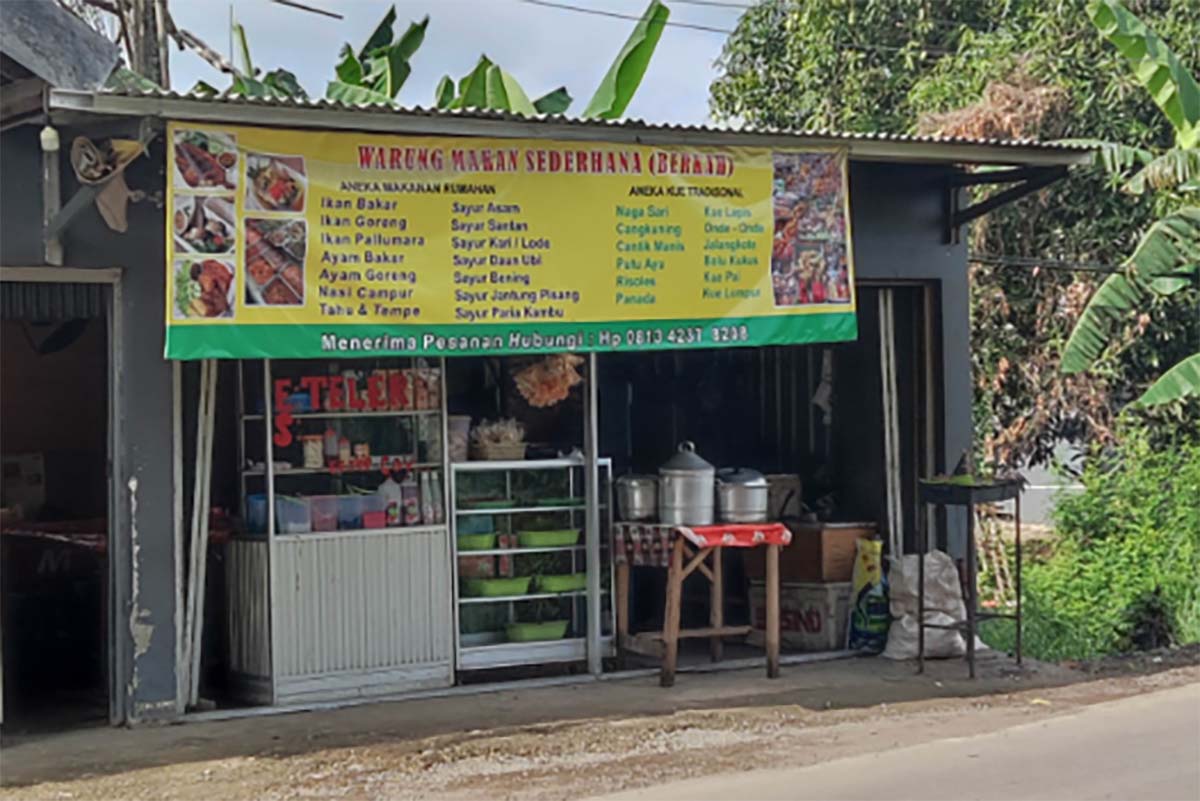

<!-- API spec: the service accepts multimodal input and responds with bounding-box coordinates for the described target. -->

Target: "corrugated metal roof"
[50,88,1093,166]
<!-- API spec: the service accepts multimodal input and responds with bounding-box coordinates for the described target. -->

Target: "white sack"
[882,612,967,660]
[887,550,966,619]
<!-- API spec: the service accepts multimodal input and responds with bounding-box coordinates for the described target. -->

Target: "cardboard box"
[743,521,876,583]
[747,580,851,651]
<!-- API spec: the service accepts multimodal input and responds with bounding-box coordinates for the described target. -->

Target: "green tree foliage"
[711,0,1200,464]
[1059,0,1199,407]
[985,432,1200,660]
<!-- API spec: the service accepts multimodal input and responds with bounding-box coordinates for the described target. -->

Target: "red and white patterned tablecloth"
[613,522,791,566]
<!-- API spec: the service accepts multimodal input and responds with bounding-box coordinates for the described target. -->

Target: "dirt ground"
[1,651,1197,801]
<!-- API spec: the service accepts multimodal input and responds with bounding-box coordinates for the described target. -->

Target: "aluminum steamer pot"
[658,441,715,525]
[615,474,658,522]
[716,466,769,523]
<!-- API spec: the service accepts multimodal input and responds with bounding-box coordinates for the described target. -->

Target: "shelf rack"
[449,457,614,670]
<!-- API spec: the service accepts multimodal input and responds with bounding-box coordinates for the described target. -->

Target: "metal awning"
[49,88,1093,168]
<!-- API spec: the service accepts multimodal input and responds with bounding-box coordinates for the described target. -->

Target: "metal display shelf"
[458,637,615,671]
[450,458,614,671]
[243,460,441,477]
[243,409,440,421]
[458,589,607,605]
[457,504,584,515]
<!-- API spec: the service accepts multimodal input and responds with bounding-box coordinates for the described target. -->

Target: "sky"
[168,0,752,125]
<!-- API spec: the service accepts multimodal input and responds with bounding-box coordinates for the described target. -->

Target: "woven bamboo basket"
[470,441,527,461]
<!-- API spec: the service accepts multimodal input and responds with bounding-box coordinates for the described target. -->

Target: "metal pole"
[263,359,278,705]
[584,353,602,675]
[1015,492,1022,666]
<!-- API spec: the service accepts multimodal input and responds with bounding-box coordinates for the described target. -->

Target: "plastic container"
[461,576,531,597]
[337,495,364,530]
[448,415,471,462]
[246,493,268,533]
[506,620,569,642]
[457,533,497,551]
[309,495,339,531]
[517,529,579,548]
[275,496,311,534]
[359,493,385,528]
[377,477,404,527]
[536,573,587,592]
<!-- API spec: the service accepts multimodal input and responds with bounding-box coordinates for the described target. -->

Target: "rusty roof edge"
[49,88,1095,167]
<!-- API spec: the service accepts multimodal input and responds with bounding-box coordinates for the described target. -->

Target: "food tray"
[458,533,497,551]
[244,217,306,307]
[506,620,569,642]
[535,573,587,592]
[461,576,532,597]
[517,529,580,548]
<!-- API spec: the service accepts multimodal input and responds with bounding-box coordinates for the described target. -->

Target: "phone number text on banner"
[165,122,857,359]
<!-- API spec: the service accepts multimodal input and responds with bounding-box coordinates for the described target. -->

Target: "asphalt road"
[593,682,1200,801]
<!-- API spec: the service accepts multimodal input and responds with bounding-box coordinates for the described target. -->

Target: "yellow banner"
[166,122,856,358]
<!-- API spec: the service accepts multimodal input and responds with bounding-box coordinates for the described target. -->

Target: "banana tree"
[434,0,670,118]
[326,8,428,105]
[189,20,307,100]
[1060,0,1200,406]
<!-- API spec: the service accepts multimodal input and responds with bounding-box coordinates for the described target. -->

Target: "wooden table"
[613,522,792,687]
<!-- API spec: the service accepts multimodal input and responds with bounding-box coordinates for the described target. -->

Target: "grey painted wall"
[1,121,179,723]
[848,161,971,555]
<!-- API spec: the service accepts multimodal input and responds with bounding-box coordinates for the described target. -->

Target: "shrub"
[985,432,1200,661]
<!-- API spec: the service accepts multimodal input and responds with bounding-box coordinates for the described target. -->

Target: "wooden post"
[709,547,724,662]
[765,543,780,678]
[660,536,684,687]
[615,559,630,666]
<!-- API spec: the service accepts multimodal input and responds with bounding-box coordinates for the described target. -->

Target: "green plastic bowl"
[457,533,496,551]
[462,576,532,597]
[506,620,569,642]
[517,529,580,548]
[536,572,587,592]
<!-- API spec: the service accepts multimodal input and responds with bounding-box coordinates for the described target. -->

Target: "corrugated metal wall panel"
[273,530,450,678]
[1,281,104,319]
[226,539,270,677]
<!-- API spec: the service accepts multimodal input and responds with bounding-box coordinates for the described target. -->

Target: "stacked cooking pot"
[615,441,768,525]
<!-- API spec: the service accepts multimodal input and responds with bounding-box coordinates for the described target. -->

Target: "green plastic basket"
[506,620,569,642]
[457,533,496,551]
[517,529,580,548]
[536,573,587,592]
[461,576,532,597]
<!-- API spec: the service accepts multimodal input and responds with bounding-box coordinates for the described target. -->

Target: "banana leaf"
[233,20,254,77]
[1055,138,1152,180]
[335,44,363,86]
[582,0,669,119]
[325,80,393,106]
[534,87,572,115]
[435,75,456,109]
[357,5,398,62]
[451,56,493,110]
[1125,148,1200,195]
[361,17,428,98]
[1061,207,1200,373]
[1087,0,1200,148]
[485,64,536,115]
[1137,353,1200,406]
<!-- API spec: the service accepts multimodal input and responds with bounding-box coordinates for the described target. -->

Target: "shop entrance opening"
[1,283,111,730]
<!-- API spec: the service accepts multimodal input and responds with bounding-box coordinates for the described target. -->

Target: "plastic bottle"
[377,476,403,527]
[401,472,421,525]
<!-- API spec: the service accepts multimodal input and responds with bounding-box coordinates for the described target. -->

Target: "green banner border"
[166,312,857,359]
